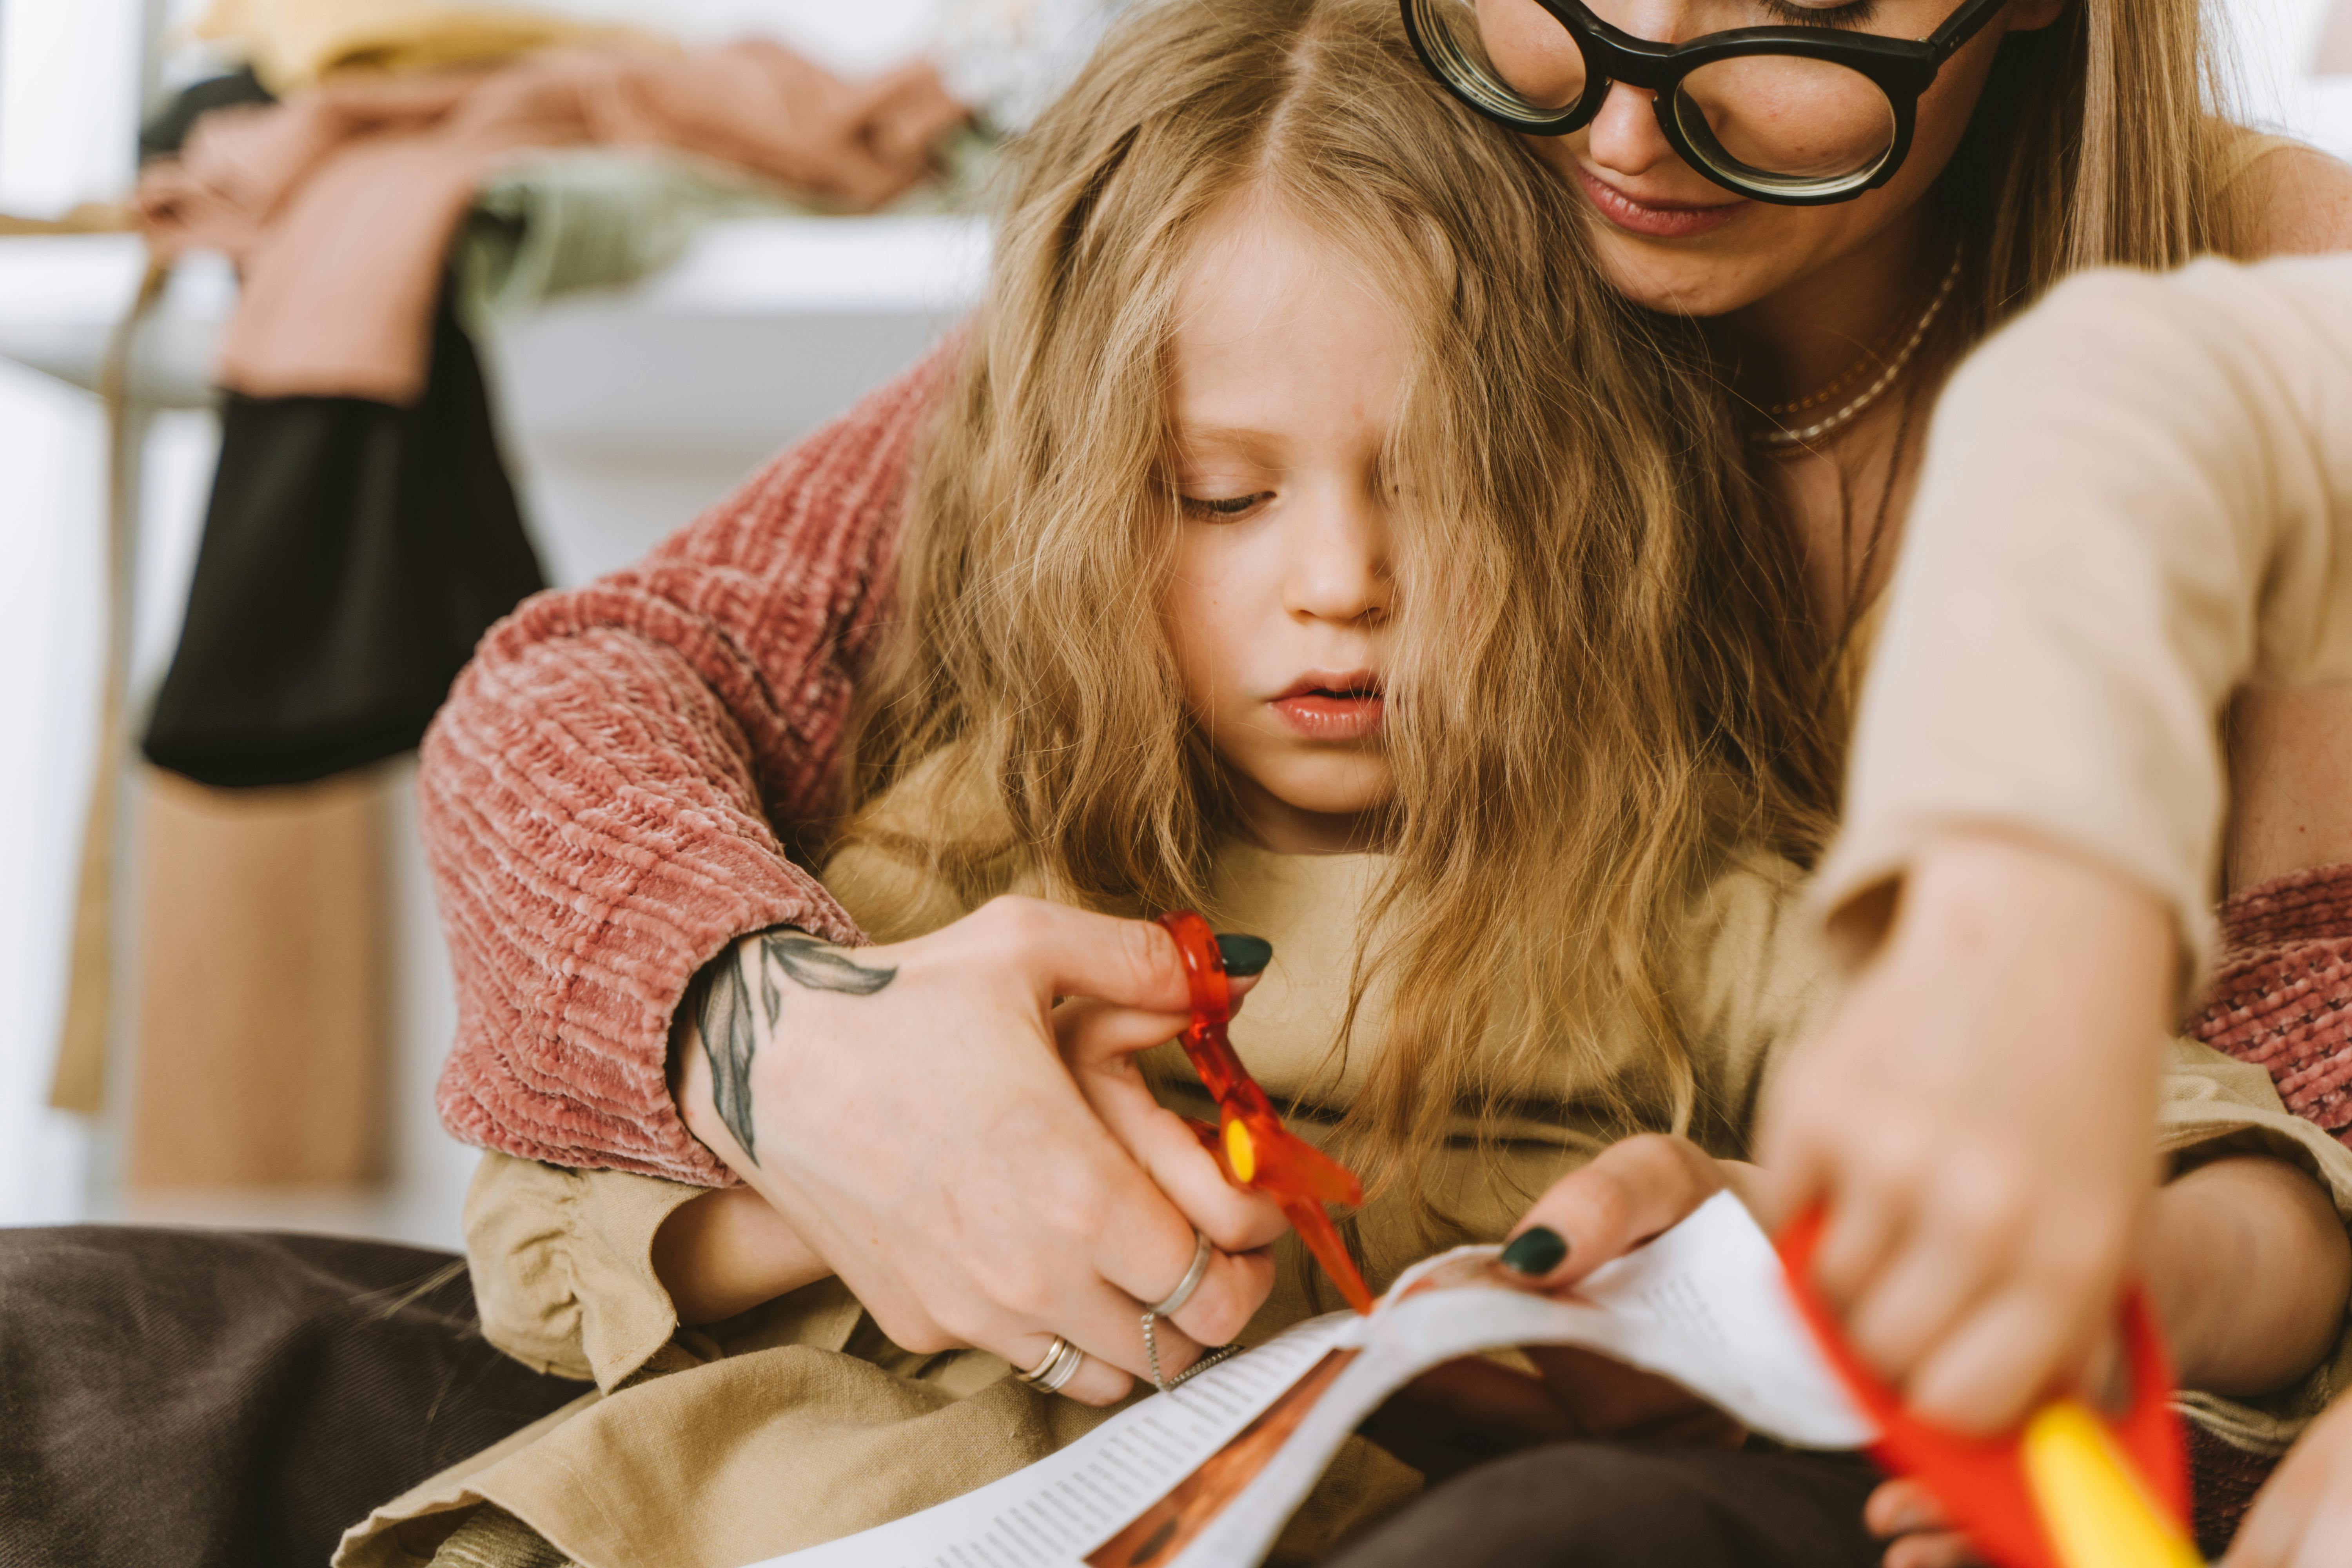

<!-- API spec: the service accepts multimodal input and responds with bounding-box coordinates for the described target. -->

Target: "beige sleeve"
[462,1151,705,1390]
[1669,854,1843,1159]
[1815,257,2352,1002]
[2157,1038,2352,1448]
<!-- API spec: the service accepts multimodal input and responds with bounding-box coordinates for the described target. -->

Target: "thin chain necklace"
[1756,250,1962,450]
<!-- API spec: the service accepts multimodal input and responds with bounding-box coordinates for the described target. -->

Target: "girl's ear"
[2004,0,2072,31]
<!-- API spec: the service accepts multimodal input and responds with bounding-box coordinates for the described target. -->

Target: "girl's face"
[1475,0,2068,316]
[1161,200,1401,856]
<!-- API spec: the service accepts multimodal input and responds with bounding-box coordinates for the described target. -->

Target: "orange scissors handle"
[1160,911,1374,1314]
[1776,1207,2195,1568]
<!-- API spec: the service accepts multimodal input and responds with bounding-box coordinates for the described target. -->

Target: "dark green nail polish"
[1215,933,1273,977]
[1499,1226,1568,1277]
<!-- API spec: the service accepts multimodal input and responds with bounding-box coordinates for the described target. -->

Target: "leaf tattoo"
[687,928,897,1165]
[760,931,900,1001]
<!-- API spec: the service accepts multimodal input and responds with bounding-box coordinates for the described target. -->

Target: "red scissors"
[1776,1208,2198,1568]
[1158,910,1375,1314]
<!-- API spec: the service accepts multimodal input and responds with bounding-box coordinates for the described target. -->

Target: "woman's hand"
[1856,1151,2349,1568]
[1757,829,2175,1435]
[1497,1132,1794,1289]
[673,897,1287,1405]
[1870,1390,2352,1568]
[1357,1135,1759,1476]
[1497,1137,1777,1437]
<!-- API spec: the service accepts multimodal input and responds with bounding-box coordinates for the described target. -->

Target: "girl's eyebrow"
[1170,423,1284,463]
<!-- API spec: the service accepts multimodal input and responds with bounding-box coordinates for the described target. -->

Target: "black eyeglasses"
[1401,0,2011,205]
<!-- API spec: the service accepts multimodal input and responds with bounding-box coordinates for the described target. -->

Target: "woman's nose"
[1585,80,1675,178]
[1590,1,1684,42]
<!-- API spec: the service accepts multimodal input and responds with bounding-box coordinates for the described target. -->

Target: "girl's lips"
[1574,165,1747,239]
[1269,672,1385,741]
[1270,693,1385,741]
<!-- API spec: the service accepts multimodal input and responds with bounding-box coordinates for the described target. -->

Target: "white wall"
[0,0,143,216]
[2234,0,2352,153]
[0,363,107,1225]
[3,0,2350,1241]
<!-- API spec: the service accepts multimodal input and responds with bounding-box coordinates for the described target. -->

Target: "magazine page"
[1144,1191,1874,1568]
[753,1192,1871,1568]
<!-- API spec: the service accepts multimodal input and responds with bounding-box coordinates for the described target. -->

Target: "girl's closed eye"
[1181,490,1274,520]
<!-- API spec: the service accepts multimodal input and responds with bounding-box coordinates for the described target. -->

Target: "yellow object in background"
[192,0,659,94]
[2022,1401,2202,1568]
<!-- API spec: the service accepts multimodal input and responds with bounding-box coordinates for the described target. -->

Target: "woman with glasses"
[1391,2,2352,1563]
[351,2,2352,1565]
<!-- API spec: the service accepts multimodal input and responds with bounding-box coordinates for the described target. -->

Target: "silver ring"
[1013,1335,1084,1394]
[1147,1230,1214,1318]
[1142,1231,1216,1394]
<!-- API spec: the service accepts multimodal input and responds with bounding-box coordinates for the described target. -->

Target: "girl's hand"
[1864,1479,1978,1568]
[2224,1393,2352,1568]
[1756,829,2174,1435]
[672,897,1284,1406]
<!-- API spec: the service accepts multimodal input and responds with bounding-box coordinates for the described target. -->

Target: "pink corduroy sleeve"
[424,346,952,1184]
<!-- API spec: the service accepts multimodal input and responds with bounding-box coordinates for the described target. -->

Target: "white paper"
[752,1192,1873,1568]
[1161,1192,1873,1568]
[751,1317,1354,1568]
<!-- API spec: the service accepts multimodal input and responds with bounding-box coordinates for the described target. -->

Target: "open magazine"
[755,1192,1875,1568]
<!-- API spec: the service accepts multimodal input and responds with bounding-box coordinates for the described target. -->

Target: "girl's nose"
[1586,80,1675,179]
[1283,487,1392,627]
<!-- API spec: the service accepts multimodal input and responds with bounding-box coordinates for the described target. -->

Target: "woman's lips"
[1269,673,1385,742]
[1574,165,1747,239]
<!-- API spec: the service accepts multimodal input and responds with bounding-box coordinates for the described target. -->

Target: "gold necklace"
[1757,251,1962,450]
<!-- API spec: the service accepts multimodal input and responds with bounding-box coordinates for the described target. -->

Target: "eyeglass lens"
[1417,0,1900,187]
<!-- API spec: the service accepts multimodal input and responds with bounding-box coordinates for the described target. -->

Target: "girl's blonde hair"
[840,0,1831,1265]
[1945,0,2257,330]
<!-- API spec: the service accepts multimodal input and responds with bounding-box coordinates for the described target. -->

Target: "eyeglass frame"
[1399,0,2013,206]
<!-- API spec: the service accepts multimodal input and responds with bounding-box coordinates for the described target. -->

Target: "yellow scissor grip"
[1223,1118,1257,1184]
[2022,1400,2201,1568]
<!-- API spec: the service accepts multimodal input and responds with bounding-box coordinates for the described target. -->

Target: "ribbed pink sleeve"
[423,347,951,1184]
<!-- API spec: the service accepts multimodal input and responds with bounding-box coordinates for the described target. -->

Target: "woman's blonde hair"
[1944,0,2257,330]
[838,0,1831,1267]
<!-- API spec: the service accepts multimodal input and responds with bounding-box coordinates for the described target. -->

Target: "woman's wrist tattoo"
[686,929,897,1163]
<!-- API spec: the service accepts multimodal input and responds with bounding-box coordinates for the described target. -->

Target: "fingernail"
[1214,933,1273,977]
[1499,1226,1568,1277]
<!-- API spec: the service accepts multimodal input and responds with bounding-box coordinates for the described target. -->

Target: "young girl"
[343,4,2352,1567]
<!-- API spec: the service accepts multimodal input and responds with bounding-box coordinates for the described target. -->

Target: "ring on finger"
[1013,1335,1085,1394]
[1142,1230,1216,1393]
[1148,1230,1215,1318]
